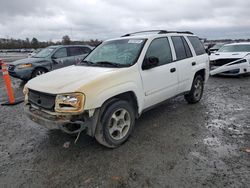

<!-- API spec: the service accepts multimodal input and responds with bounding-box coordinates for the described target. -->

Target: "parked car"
[210,42,250,76]
[7,45,93,81]
[24,30,209,148]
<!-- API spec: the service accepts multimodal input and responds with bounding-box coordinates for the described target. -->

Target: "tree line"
[0,35,102,49]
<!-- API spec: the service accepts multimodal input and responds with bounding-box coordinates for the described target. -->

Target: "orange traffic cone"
[1,60,24,106]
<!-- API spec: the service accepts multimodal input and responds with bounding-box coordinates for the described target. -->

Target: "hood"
[210,52,250,61]
[26,65,117,94]
[9,57,45,66]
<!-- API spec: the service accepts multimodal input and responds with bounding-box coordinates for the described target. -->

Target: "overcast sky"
[0,0,250,41]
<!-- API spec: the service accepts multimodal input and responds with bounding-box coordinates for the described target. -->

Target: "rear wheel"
[31,68,47,78]
[185,75,204,104]
[95,100,135,148]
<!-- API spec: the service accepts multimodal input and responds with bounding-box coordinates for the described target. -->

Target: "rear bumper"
[24,104,100,136]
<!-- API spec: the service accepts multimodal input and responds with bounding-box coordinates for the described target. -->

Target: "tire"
[31,68,47,78]
[185,75,204,104]
[95,100,135,148]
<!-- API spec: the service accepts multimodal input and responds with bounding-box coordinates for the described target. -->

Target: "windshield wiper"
[95,61,124,67]
[80,60,95,66]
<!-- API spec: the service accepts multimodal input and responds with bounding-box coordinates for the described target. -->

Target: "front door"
[51,47,69,70]
[140,37,179,109]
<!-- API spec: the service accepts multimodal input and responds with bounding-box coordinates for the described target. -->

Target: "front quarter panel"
[32,60,52,71]
[79,66,144,114]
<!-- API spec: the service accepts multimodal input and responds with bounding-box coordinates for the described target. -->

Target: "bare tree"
[62,35,71,45]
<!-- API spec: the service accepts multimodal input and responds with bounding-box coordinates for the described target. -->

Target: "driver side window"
[144,38,172,67]
[53,48,67,59]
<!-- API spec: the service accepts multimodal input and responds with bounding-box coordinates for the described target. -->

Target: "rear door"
[68,47,92,65]
[170,36,196,93]
[187,36,209,81]
[140,37,179,109]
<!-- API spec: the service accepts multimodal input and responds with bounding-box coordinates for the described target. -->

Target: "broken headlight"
[23,86,29,102]
[55,93,85,113]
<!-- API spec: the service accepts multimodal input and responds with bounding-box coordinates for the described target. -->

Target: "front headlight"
[17,64,32,69]
[23,86,29,95]
[55,93,85,113]
[23,86,29,102]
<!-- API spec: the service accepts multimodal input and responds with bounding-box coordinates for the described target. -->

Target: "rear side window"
[171,36,192,60]
[80,47,91,54]
[68,47,91,56]
[145,37,172,66]
[187,36,206,55]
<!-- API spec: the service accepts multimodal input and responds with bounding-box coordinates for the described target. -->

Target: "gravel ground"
[0,72,249,187]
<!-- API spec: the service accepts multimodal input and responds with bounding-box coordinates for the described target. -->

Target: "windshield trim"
[79,38,147,68]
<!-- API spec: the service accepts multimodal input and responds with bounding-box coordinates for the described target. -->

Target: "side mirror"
[51,56,59,64]
[142,56,159,70]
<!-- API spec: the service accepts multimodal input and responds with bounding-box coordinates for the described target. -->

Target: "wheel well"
[194,69,205,80]
[32,67,48,75]
[34,67,48,72]
[101,91,139,118]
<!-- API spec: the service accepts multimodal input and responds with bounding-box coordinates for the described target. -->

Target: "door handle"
[170,68,176,73]
[192,62,196,66]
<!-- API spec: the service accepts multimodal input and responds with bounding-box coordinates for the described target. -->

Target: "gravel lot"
[0,59,249,187]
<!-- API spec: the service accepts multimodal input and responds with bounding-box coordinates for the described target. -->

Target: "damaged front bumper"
[210,58,250,76]
[24,104,100,136]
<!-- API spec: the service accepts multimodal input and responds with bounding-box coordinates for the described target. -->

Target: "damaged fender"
[210,58,250,76]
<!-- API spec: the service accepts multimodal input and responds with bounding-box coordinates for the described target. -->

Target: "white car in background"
[210,43,250,76]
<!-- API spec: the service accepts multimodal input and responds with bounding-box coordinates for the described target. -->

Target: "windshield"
[211,44,224,49]
[33,47,56,58]
[218,44,250,52]
[82,39,146,67]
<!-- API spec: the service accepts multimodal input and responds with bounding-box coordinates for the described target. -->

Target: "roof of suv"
[107,30,196,41]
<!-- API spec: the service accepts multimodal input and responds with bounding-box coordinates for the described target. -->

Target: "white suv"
[24,30,209,148]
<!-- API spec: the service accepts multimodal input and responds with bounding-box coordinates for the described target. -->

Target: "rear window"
[187,36,206,56]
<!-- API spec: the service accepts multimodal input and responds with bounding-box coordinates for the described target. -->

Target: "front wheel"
[95,100,135,148]
[185,75,204,104]
[31,68,47,78]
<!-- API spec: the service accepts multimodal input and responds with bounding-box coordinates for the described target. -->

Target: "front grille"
[8,64,15,71]
[210,58,240,66]
[28,89,56,111]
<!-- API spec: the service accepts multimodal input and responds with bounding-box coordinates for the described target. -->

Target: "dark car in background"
[7,45,93,81]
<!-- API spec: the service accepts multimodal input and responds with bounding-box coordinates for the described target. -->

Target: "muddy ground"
[0,69,250,187]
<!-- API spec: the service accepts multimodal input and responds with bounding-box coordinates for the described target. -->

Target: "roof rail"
[121,30,193,37]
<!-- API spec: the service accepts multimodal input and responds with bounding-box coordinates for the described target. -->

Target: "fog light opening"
[65,123,81,132]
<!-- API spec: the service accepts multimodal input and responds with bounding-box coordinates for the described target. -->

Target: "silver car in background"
[7,45,93,81]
